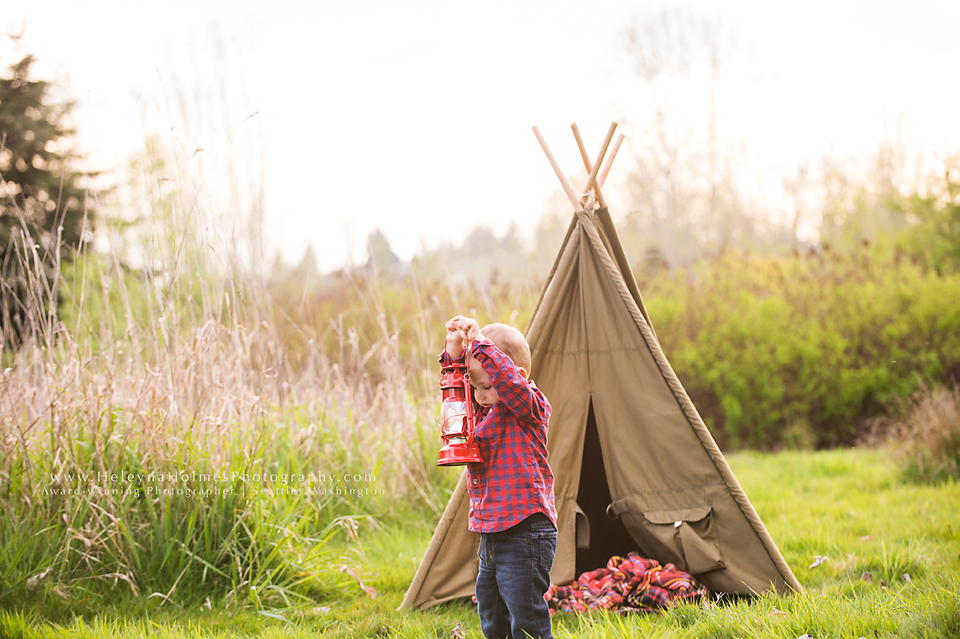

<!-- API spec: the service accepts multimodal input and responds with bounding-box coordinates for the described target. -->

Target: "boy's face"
[467,355,501,407]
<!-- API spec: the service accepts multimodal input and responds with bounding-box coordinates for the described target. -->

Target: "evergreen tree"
[1,53,93,347]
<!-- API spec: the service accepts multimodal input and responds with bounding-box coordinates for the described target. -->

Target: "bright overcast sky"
[4,0,960,272]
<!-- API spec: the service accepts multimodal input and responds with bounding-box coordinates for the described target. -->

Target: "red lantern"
[437,360,482,466]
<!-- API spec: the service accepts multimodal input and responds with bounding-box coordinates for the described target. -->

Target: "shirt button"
[472,479,478,485]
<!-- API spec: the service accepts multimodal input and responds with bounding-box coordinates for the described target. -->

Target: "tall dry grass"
[888,382,960,484]
[0,141,452,612]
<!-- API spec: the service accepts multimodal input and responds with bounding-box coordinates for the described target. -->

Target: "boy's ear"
[517,366,528,379]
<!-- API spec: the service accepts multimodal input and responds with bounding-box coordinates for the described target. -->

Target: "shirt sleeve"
[470,339,549,427]
[439,349,466,366]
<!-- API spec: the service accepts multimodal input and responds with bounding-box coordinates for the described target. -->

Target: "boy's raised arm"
[471,340,549,427]
[444,317,466,359]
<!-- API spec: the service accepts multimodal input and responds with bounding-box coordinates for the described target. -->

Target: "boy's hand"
[445,316,466,358]
[445,315,483,358]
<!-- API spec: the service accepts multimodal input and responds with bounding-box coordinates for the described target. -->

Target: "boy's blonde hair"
[479,323,531,373]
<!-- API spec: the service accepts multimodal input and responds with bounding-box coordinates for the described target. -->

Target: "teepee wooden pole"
[571,123,591,172]
[532,126,582,210]
[598,133,624,187]
[582,122,618,198]
[570,122,617,207]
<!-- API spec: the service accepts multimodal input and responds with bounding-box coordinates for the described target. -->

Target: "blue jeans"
[476,514,557,639]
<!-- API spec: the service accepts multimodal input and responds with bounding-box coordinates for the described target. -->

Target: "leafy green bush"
[644,249,960,449]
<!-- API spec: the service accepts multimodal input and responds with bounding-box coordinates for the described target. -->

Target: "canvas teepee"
[401,124,801,611]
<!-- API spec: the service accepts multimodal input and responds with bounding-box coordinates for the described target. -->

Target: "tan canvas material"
[401,208,801,610]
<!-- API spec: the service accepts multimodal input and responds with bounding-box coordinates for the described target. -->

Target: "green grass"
[1,448,957,638]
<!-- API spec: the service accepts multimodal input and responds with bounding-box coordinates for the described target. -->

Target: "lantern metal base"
[437,444,482,466]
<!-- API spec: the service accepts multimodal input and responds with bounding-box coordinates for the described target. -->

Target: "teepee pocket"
[624,504,725,575]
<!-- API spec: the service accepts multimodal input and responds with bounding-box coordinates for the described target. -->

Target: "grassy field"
[2,154,958,636]
[1,447,957,638]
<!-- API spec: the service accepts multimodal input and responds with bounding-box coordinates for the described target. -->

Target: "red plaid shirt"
[441,339,556,533]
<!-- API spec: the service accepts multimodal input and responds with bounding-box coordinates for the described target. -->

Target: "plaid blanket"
[545,552,709,615]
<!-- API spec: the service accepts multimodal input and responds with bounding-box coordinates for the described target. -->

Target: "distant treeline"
[268,158,960,450]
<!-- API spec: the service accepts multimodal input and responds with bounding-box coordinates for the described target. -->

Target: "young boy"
[442,315,557,639]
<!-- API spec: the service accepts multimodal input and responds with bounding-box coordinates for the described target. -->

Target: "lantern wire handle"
[464,372,474,438]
